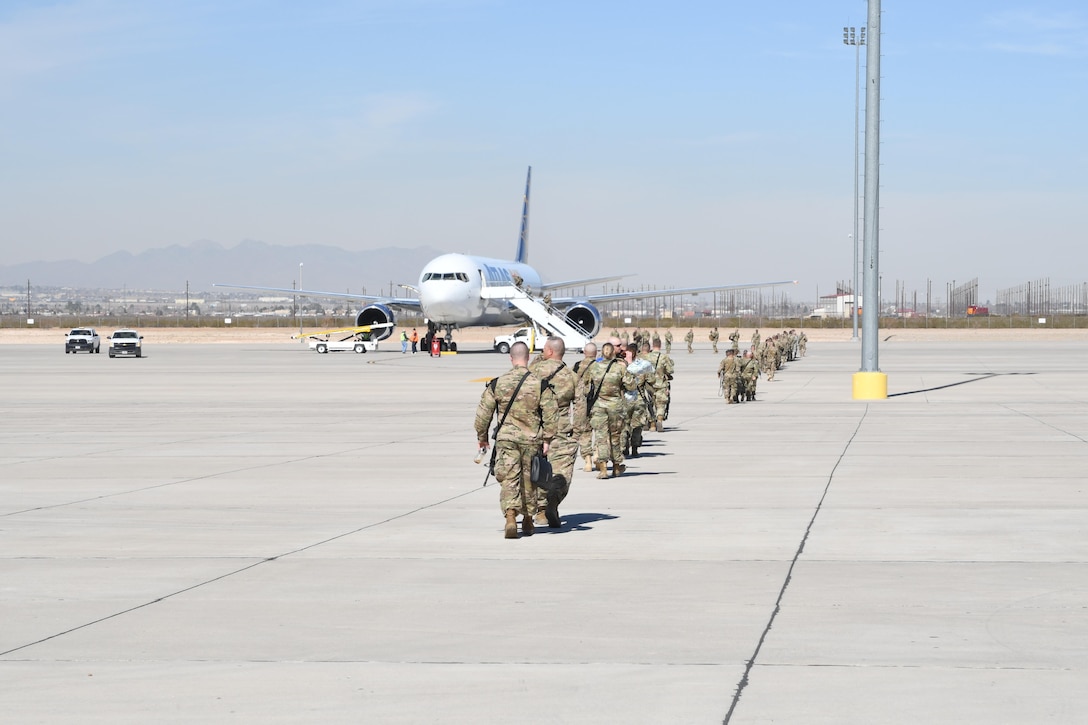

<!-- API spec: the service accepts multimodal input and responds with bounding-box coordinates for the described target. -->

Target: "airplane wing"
[212,283,422,309]
[550,280,797,306]
[539,274,633,292]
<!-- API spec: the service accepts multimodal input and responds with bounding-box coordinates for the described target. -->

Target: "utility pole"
[854,0,887,399]
[844,25,865,342]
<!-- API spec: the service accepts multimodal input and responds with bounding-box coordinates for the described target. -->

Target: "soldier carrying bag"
[585,359,616,415]
[486,371,532,478]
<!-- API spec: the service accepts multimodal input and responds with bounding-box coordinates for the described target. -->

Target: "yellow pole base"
[852,371,888,400]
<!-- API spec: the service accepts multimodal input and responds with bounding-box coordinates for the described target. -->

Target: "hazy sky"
[2,0,1085,301]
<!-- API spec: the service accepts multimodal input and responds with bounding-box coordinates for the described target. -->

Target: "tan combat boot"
[522,514,534,536]
[504,509,518,539]
[656,418,664,432]
[534,510,548,526]
[583,456,593,472]
[596,461,609,479]
[613,463,626,477]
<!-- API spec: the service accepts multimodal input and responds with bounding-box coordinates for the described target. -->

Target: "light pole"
[298,262,304,335]
[843,25,865,342]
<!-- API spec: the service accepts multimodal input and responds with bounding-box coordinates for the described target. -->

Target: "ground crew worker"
[529,337,576,529]
[684,328,694,354]
[474,342,556,539]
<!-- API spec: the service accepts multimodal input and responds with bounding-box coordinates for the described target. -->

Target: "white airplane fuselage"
[417,253,540,327]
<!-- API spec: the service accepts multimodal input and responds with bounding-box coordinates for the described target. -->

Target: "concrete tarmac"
[2,338,1087,724]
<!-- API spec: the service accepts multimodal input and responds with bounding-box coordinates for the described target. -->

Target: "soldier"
[709,326,720,354]
[751,328,760,351]
[572,342,598,472]
[729,328,740,352]
[474,341,556,539]
[664,329,673,354]
[717,348,741,404]
[645,337,674,431]
[624,343,657,456]
[586,342,637,478]
[742,348,760,401]
[530,337,577,529]
[799,332,808,357]
[760,339,776,381]
[684,328,694,354]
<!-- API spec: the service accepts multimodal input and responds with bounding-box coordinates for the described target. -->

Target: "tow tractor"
[293,323,393,354]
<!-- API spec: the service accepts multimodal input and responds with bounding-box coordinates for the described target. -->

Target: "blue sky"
[1,0,1085,300]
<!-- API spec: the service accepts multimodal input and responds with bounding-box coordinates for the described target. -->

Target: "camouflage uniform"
[709,327,720,354]
[799,332,807,357]
[742,350,760,401]
[664,329,673,354]
[751,329,761,351]
[684,329,694,354]
[760,341,775,381]
[572,355,597,469]
[530,356,577,514]
[624,355,656,456]
[729,329,740,352]
[718,351,741,404]
[587,355,637,477]
[474,364,556,519]
[644,347,674,429]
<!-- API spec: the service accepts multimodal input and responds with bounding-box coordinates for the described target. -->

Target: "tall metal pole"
[854,0,886,398]
[844,26,865,341]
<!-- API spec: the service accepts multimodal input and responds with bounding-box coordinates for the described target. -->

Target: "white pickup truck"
[65,328,101,354]
[493,327,545,354]
[108,329,144,358]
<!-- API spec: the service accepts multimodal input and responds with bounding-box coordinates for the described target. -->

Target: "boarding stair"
[480,285,592,350]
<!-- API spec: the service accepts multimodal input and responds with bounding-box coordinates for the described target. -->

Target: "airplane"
[215,167,796,350]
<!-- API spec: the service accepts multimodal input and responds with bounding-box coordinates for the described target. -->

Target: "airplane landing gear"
[424,323,458,354]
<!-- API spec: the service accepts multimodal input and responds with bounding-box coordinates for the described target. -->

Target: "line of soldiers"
[716,329,807,404]
[474,334,675,539]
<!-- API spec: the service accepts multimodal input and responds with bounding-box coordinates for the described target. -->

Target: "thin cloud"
[361,92,440,129]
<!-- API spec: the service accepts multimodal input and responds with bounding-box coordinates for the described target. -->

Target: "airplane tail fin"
[515,166,530,264]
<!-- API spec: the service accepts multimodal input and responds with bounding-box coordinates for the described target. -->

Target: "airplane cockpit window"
[423,272,469,282]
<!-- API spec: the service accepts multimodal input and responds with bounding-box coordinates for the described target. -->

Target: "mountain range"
[1,240,446,295]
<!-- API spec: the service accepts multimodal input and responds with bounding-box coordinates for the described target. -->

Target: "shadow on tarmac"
[888,372,1036,398]
[545,512,619,534]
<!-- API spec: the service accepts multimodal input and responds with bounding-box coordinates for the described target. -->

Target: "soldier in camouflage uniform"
[742,348,760,401]
[751,328,760,351]
[623,342,657,456]
[529,337,577,528]
[799,332,807,357]
[664,329,673,354]
[475,341,556,539]
[684,328,694,353]
[645,337,674,431]
[572,342,598,472]
[729,328,740,352]
[760,339,775,381]
[709,326,720,354]
[717,348,741,404]
[586,342,637,478]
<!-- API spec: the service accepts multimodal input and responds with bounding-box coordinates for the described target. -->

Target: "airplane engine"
[356,304,395,340]
[562,302,602,337]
